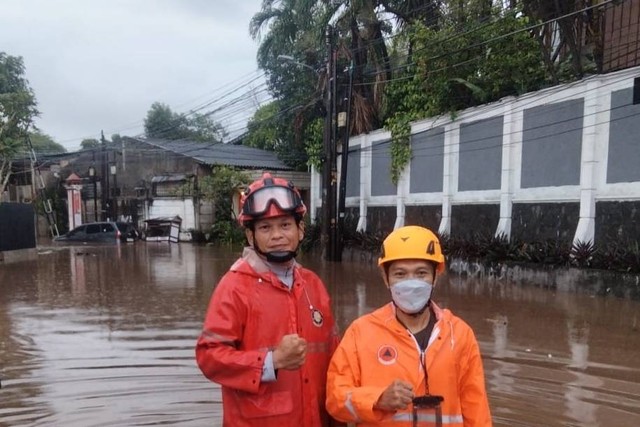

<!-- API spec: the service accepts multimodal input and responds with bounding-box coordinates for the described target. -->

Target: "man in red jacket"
[196,172,341,426]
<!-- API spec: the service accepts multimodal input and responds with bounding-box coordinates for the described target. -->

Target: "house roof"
[151,173,192,183]
[127,137,292,170]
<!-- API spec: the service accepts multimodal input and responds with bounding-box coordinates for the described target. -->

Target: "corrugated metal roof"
[128,137,292,170]
[151,174,191,183]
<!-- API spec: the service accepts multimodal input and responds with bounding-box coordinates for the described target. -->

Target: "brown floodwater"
[1,243,639,426]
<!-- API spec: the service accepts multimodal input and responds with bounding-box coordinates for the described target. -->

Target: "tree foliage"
[246,0,458,168]
[199,166,250,243]
[81,138,100,149]
[243,100,318,171]
[384,2,571,183]
[1,52,39,192]
[29,130,66,154]
[247,1,330,170]
[143,101,227,143]
[244,102,281,151]
[247,1,607,177]
[199,166,249,220]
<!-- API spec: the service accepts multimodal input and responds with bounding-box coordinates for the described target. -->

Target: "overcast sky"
[0,0,265,151]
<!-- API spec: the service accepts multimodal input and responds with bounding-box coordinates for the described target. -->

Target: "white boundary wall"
[311,66,640,246]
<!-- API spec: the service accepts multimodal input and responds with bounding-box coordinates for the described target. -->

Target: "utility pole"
[328,33,339,262]
[112,162,118,220]
[322,24,338,261]
[101,130,109,221]
[336,59,354,261]
[89,150,98,222]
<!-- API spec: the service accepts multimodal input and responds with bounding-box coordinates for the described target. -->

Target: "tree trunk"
[554,0,584,77]
[0,158,12,195]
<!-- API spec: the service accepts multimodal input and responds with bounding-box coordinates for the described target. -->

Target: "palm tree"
[518,0,603,79]
[324,0,447,134]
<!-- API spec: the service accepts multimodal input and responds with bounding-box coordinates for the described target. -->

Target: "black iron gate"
[0,203,36,251]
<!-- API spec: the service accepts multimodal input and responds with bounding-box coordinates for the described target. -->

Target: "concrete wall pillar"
[496,99,521,239]
[439,123,459,236]
[394,163,409,230]
[574,79,609,246]
[356,134,371,232]
[64,173,84,231]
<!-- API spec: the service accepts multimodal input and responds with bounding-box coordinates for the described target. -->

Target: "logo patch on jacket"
[311,309,324,327]
[377,345,398,365]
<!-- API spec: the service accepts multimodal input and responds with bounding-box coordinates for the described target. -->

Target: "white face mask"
[390,279,433,314]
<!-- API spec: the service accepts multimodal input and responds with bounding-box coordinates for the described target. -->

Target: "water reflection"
[1,244,239,426]
[564,319,599,426]
[452,275,640,426]
[488,314,518,399]
[0,244,639,426]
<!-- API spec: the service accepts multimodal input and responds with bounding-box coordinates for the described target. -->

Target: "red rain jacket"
[196,247,340,426]
[326,302,492,426]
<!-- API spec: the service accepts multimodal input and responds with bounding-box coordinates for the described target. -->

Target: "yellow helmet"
[378,226,445,274]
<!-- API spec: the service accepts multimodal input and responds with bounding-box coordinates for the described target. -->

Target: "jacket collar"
[230,246,299,284]
[375,301,448,331]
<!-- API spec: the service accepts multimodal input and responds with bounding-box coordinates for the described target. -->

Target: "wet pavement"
[1,242,639,426]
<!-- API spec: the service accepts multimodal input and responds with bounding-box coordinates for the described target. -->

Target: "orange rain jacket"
[196,247,340,427]
[326,302,492,426]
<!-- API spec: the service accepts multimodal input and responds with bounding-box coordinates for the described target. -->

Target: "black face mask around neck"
[262,249,298,263]
[253,241,298,263]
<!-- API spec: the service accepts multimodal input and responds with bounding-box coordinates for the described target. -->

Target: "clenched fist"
[273,334,307,370]
[374,380,414,411]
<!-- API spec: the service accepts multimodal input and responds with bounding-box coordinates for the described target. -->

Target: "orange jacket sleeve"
[326,324,390,424]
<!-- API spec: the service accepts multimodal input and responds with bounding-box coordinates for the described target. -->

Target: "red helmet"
[238,173,307,226]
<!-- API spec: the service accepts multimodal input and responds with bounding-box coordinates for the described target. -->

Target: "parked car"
[54,221,140,244]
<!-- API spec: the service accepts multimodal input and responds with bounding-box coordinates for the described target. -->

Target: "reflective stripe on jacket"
[326,302,492,426]
[196,247,340,427]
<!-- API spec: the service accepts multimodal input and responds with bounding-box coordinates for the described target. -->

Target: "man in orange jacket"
[196,173,341,426]
[326,225,492,426]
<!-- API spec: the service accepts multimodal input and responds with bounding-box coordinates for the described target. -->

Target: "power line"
[322,0,621,91]
[352,73,639,161]
[55,69,267,146]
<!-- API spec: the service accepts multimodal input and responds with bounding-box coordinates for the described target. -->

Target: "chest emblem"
[377,345,398,365]
[311,309,324,327]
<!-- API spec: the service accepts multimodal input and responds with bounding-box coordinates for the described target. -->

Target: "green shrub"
[209,220,245,245]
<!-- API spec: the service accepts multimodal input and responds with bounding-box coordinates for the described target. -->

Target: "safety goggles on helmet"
[242,185,303,218]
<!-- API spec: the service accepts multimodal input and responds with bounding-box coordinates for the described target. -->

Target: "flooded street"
[1,243,640,426]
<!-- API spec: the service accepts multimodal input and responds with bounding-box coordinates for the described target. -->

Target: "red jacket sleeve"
[195,272,267,394]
